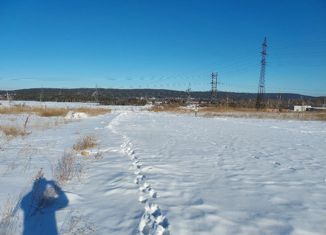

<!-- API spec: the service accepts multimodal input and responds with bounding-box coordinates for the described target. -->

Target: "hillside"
[1,88,325,109]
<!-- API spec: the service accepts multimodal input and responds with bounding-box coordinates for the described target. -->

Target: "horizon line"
[1,87,325,97]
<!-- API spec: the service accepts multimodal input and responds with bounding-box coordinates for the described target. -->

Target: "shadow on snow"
[20,177,68,235]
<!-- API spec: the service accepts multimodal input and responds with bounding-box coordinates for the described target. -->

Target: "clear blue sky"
[0,0,325,96]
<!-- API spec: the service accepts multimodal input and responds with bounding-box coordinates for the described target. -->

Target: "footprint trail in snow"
[108,112,170,235]
[122,138,170,235]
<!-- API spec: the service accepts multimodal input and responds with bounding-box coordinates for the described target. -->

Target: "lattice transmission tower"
[210,72,218,103]
[256,37,267,110]
[186,83,191,104]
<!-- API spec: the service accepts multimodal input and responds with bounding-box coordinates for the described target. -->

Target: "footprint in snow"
[139,203,169,235]
[139,184,157,198]
[135,174,146,184]
[149,189,157,198]
[273,161,281,166]
[139,183,151,192]
[133,162,142,169]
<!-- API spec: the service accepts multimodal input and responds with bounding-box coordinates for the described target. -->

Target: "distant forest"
[0,88,325,108]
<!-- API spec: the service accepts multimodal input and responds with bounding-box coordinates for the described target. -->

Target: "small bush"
[53,152,82,185]
[60,210,96,235]
[73,136,97,152]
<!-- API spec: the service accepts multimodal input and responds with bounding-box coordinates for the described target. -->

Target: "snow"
[64,111,88,120]
[1,103,326,235]
[0,100,151,111]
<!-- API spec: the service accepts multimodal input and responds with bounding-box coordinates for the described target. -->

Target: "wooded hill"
[1,88,325,108]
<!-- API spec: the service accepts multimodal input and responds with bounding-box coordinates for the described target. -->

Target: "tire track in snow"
[107,112,170,235]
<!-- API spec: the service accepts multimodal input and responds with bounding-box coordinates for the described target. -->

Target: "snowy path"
[107,112,170,235]
[61,111,169,234]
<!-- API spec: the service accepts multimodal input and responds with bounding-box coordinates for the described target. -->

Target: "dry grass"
[0,105,68,117]
[0,125,29,137]
[0,195,21,235]
[80,151,90,156]
[74,107,110,116]
[60,210,96,235]
[150,104,326,121]
[38,108,69,117]
[73,136,97,152]
[150,104,191,113]
[53,152,82,185]
[287,112,326,121]
[202,110,326,121]
[0,104,110,117]
[200,106,259,113]
[0,104,29,115]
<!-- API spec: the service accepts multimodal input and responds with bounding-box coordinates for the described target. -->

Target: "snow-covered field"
[0,103,326,235]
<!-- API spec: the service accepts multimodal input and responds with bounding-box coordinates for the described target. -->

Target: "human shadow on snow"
[20,177,68,235]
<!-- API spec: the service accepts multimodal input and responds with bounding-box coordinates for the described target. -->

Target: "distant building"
[294,105,311,112]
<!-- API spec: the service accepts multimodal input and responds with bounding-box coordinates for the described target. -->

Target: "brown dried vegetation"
[0,125,28,137]
[149,104,190,113]
[200,107,326,121]
[53,152,82,185]
[73,136,97,152]
[150,104,326,121]
[0,104,110,117]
